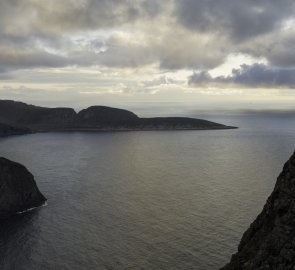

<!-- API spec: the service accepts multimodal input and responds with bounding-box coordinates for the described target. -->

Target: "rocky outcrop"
[0,123,30,136]
[221,151,295,270]
[0,99,236,131]
[0,157,46,217]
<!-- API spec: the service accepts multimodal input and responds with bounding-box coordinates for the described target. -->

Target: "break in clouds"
[189,64,295,88]
[1,0,295,88]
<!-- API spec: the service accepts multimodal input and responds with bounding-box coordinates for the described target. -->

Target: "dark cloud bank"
[174,0,295,41]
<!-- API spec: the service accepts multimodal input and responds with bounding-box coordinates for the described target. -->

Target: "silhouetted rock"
[0,123,30,136]
[0,99,237,131]
[0,157,46,218]
[77,105,139,128]
[136,117,229,130]
[221,151,295,270]
[0,100,76,130]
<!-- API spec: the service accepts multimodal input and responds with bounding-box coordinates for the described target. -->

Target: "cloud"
[0,47,73,72]
[96,27,228,69]
[0,73,13,80]
[189,64,295,88]
[0,0,170,70]
[0,0,234,73]
[174,0,295,42]
[0,0,295,78]
[0,0,165,36]
[0,13,229,71]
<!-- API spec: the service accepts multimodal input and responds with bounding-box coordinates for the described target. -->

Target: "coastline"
[30,125,238,133]
[17,201,48,215]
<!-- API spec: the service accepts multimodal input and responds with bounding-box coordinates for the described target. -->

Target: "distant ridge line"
[0,99,237,132]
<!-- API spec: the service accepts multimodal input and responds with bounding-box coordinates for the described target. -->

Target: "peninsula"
[0,100,236,132]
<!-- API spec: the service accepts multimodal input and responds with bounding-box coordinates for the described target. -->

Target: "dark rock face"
[0,157,46,217]
[0,100,77,130]
[0,99,236,131]
[221,151,295,270]
[0,123,30,136]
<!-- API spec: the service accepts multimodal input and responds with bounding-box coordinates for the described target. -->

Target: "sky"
[0,0,295,115]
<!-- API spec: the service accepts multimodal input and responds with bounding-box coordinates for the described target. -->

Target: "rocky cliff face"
[0,123,30,136]
[221,151,295,270]
[0,157,46,217]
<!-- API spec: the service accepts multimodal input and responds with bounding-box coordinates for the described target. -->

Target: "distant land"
[0,100,237,133]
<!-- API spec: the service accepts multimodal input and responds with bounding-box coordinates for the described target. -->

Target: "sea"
[0,112,294,270]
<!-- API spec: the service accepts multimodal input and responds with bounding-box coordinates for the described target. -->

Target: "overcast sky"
[0,0,294,114]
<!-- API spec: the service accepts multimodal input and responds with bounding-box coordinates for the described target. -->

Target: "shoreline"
[17,201,48,215]
[28,126,238,133]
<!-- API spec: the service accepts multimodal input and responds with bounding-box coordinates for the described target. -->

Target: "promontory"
[0,157,46,218]
[0,100,236,132]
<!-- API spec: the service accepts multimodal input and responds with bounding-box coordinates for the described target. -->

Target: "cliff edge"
[0,157,46,218]
[221,151,295,270]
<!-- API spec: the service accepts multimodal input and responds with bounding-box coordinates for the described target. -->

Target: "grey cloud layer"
[174,0,295,41]
[0,0,295,83]
[189,64,295,88]
[0,0,163,35]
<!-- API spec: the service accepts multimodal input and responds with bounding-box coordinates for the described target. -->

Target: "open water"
[0,112,294,269]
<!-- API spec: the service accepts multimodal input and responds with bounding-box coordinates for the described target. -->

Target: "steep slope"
[0,157,46,218]
[221,151,295,270]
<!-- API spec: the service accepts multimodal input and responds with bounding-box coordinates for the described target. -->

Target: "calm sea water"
[0,112,294,270]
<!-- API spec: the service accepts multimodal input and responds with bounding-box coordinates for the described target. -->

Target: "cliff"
[0,100,77,130]
[0,157,46,217]
[0,100,236,131]
[0,123,30,136]
[221,151,295,270]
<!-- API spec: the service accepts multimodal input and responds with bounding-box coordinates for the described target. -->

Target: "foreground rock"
[0,157,46,217]
[221,151,295,270]
[0,100,237,131]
